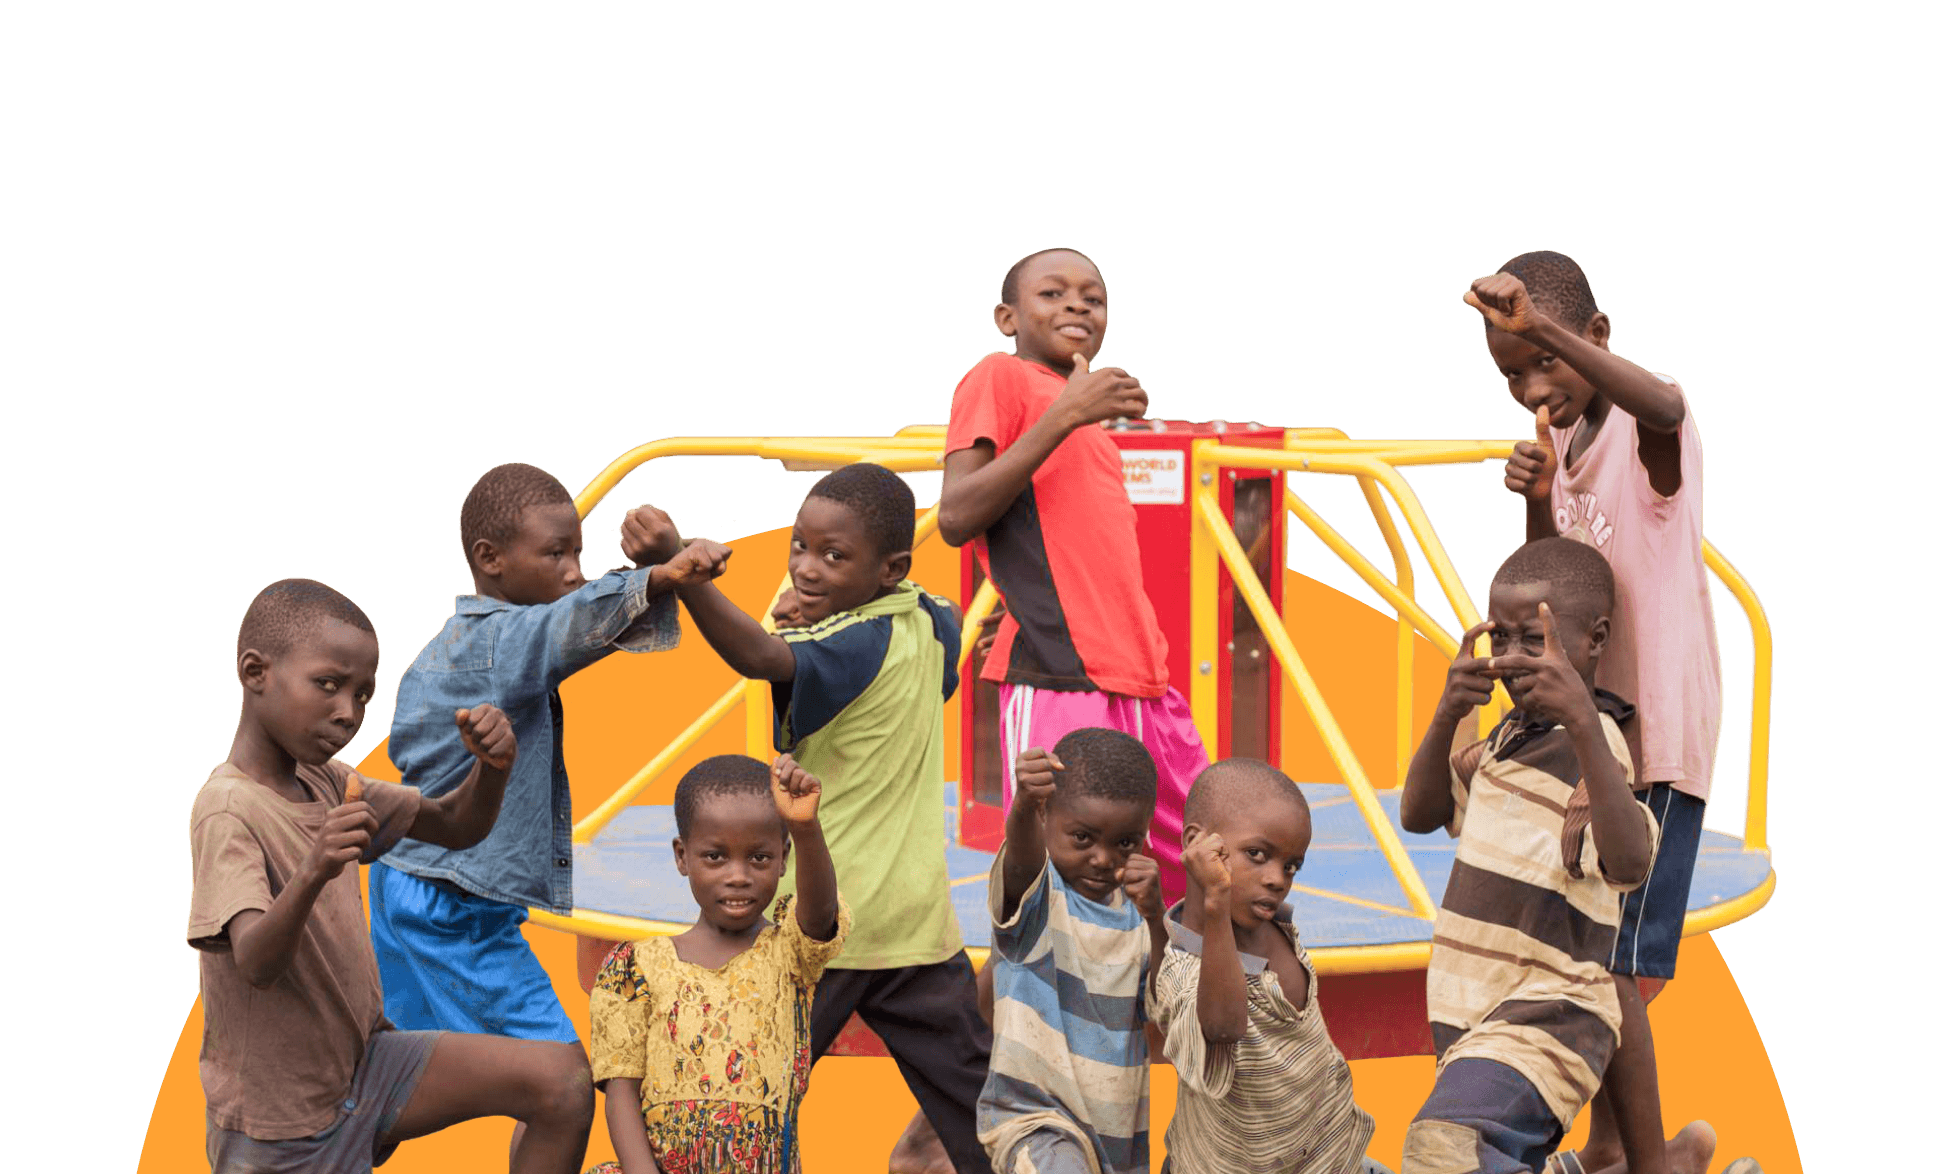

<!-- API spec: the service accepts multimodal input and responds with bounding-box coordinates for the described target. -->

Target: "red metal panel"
[958,422,1288,851]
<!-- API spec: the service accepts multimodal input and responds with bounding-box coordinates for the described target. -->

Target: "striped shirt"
[977,843,1151,1173]
[1427,692,1660,1126]
[1152,903,1374,1173]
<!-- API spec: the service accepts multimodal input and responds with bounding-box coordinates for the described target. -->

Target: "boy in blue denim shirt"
[370,462,729,1046]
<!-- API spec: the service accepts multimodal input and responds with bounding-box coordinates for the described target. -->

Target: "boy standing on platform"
[940,247,1208,901]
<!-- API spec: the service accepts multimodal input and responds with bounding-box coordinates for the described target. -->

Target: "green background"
[15,6,1924,1164]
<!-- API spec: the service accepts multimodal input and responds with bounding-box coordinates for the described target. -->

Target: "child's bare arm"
[1468,275,1684,431]
[409,705,516,850]
[938,353,1148,546]
[1400,620,1495,834]
[1120,852,1168,1004]
[999,747,1061,919]
[773,755,839,940]
[674,576,796,681]
[227,803,375,987]
[1487,604,1652,883]
[602,1078,663,1174]
[1182,834,1249,1046]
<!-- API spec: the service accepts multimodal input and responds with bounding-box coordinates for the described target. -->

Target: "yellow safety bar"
[544,429,1775,958]
[1191,465,1439,919]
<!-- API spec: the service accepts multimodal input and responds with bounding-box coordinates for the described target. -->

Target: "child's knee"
[523,1042,594,1125]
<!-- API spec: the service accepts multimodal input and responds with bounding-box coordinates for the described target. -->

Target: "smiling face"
[788,496,902,624]
[481,501,586,606]
[1486,578,1607,707]
[1193,791,1311,931]
[244,618,380,767]
[673,792,790,936]
[1484,315,1609,430]
[995,250,1108,375]
[1044,792,1153,904]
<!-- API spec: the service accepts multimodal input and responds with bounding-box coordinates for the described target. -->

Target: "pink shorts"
[997,682,1209,902]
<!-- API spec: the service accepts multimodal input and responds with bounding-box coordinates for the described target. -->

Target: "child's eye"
[355,690,373,705]
[1247,847,1266,861]
[1071,832,1091,845]
[317,678,338,693]
[1085,296,1104,306]
[826,550,843,563]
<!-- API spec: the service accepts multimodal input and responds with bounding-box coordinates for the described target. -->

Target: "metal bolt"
[1198,660,1213,674]
[1200,472,1213,485]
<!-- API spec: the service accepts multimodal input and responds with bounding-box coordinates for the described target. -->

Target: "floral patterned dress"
[585,896,849,1174]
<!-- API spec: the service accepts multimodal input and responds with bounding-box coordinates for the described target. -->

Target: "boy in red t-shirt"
[939,247,1209,902]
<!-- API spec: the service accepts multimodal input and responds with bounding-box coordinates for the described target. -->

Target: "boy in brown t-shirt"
[189,579,596,1174]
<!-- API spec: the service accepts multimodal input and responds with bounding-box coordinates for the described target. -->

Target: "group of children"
[189,246,1750,1174]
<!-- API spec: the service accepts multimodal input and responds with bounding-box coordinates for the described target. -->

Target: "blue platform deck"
[574,783,1773,951]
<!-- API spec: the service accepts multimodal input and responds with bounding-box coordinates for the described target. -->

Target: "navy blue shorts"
[368,862,579,1043]
[1404,1058,1562,1174]
[1609,784,1705,980]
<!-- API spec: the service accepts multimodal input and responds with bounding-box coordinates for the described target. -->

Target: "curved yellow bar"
[574,680,752,844]
[1702,542,1773,850]
[1194,489,1438,920]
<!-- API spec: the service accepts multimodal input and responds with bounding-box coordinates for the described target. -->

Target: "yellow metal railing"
[542,429,1776,960]
[1187,437,1776,935]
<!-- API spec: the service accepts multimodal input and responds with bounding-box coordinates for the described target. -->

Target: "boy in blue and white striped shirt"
[977,728,1167,1174]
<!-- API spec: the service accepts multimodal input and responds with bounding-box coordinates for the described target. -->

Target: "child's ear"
[238,649,270,694]
[880,551,912,589]
[1587,614,1611,661]
[1181,822,1205,848]
[1587,311,1612,351]
[993,303,1018,338]
[671,837,689,877]
[471,538,502,578]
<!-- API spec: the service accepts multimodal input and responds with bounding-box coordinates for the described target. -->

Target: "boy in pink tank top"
[1470,251,1721,1174]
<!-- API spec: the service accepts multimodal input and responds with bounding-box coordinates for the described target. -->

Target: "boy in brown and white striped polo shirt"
[1398,540,1658,1174]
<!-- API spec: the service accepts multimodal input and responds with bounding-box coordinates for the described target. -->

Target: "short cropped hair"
[1051,728,1157,811]
[1183,757,1310,829]
[806,463,915,561]
[1492,537,1616,617]
[237,579,374,659]
[1000,248,1102,305]
[673,754,780,838]
[1498,251,1599,332]
[460,463,574,569]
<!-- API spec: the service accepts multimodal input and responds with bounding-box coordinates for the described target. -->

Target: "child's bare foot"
[1718,1160,1763,1174]
[1667,1120,1717,1174]
[887,1111,956,1174]
[1554,1120,1716,1174]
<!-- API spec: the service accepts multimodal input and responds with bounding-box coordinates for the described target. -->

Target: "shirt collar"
[1498,687,1635,752]
[1162,899,1295,976]
[456,593,513,615]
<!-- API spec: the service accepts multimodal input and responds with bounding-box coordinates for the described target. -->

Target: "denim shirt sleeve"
[490,567,680,709]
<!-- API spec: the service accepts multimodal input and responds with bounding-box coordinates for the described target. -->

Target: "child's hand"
[1013,747,1062,812]
[1119,851,1165,919]
[1435,620,1497,723]
[621,505,685,567]
[772,753,822,826]
[302,801,377,884]
[1052,352,1148,430]
[1505,406,1558,500]
[456,704,516,771]
[657,538,733,589]
[1464,272,1541,335]
[1486,602,1594,727]
[771,589,806,630]
[974,598,1006,659]
[1181,832,1231,896]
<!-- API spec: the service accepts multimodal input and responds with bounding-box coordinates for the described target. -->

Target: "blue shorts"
[1404,1058,1562,1174]
[368,862,579,1043]
[1609,785,1705,980]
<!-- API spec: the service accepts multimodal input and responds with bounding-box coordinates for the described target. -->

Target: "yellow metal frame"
[534,430,1776,971]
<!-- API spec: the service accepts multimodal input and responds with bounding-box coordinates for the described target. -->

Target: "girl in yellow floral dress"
[587,753,847,1174]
